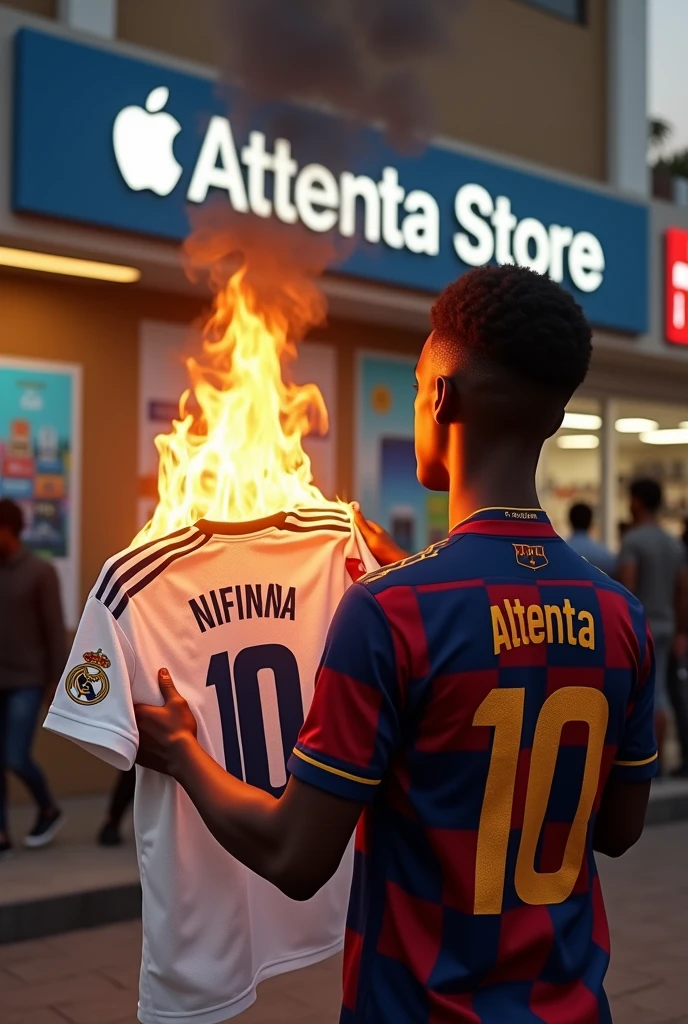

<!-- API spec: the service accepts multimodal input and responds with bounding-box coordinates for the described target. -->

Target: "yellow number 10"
[473,685,609,915]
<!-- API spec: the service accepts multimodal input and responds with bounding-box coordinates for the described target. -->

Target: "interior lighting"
[640,428,688,445]
[556,434,600,449]
[0,246,141,283]
[615,418,659,434]
[562,412,602,430]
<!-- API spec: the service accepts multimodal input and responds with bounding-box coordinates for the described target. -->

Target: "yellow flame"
[134,262,343,545]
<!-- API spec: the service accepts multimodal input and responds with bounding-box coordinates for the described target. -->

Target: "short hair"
[0,498,24,537]
[430,265,592,394]
[569,502,593,532]
[630,478,662,512]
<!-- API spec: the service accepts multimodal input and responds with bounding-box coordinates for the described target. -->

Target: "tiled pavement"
[1,822,687,1023]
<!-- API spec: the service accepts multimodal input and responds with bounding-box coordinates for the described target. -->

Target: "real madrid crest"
[65,649,111,706]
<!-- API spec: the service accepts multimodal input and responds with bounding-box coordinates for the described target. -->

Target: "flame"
[134,257,344,546]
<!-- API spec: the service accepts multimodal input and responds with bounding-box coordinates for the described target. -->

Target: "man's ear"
[434,375,458,426]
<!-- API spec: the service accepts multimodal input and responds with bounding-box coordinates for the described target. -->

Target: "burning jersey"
[288,507,657,1024]
[45,506,377,1024]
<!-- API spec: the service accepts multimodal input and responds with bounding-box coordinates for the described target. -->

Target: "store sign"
[12,29,649,333]
[665,227,688,345]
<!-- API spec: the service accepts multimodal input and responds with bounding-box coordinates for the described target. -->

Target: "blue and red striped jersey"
[288,507,657,1024]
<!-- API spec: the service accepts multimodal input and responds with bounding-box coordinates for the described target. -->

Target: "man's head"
[629,478,662,522]
[414,265,592,490]
[569,502,593,534]
[0,498,24,558]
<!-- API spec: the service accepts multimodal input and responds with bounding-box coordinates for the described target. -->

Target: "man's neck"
[445,432,543,530]
[448,470,540,529]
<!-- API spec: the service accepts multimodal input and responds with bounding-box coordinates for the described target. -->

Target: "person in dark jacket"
[0,499,67,857]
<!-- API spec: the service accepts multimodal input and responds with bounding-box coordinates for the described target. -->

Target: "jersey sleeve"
[610,624,659,782]
[44,595,138,771]
[288,583,400,803]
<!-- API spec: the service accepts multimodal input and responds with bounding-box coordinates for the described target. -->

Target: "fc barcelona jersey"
[289,507,657,1024]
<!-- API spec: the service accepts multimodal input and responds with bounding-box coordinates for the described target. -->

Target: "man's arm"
[137,671,362,901]
[593,779,651,858]
[594,620,657,857]
[674,565,688,654]
[616,559,637,593]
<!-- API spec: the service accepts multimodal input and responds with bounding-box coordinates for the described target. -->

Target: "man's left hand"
[135,668,198,778]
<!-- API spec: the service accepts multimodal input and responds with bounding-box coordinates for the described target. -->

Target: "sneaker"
[24,809,66,849]
[0,840,12,861]
[97,822,123,847]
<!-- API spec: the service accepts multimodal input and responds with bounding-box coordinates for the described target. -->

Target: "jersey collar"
[450,507,557,538]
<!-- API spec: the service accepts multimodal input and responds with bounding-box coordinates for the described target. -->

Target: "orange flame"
[134,229,344,545]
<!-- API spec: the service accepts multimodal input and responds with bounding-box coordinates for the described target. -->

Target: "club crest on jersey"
[513,543,548,570]
[65,649,111,706]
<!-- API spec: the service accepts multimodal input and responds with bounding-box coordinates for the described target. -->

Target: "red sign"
[666,227,688,344]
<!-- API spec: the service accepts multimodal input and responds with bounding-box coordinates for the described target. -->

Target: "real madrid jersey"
[45,507,377,1024]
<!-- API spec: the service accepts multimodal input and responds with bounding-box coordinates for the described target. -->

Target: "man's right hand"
[352,505,409,566]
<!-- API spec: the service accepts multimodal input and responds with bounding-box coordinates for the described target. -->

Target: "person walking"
[666,518,688,776]
[133,267,656,1024]
[0,499,66,857]
[618,479,688,770]
[97,767,136,846]
[567,501,616,575]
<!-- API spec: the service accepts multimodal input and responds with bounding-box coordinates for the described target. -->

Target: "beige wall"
[427,0,607,181]
[117,0,607,182]
[0,0,55,17]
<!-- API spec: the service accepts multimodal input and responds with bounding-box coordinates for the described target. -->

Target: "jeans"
[107,768,136,827]
[0,686,55,834]
[668,654,688,769]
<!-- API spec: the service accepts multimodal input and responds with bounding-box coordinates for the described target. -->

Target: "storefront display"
[0,356,81,626]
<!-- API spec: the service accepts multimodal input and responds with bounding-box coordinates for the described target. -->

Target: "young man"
[567,502,616,576]
[135,266,656,1023]
[617,479,688,768]
[0,499,66,857]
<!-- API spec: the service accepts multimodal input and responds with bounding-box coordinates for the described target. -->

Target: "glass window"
[538,397,602,540]
[614,399,688,543]
[515,0,586,24]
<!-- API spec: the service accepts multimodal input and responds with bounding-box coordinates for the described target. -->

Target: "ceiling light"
[556,434,599,449]
[0,246,141,283]
[640,428,688,445]
[562,412,602,430]
[615,418,659,433]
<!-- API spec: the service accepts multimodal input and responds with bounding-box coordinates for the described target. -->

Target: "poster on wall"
[0,357,82,627]
[138,321,338,529]
[356,352,448,554]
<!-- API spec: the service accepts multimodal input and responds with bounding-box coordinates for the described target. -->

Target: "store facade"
[1,8,687,794]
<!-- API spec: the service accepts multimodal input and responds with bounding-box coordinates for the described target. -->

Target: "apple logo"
[113,86,183,196]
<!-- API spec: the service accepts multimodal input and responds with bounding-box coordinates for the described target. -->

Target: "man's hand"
[353,505,409,566]
[135,669,198,778]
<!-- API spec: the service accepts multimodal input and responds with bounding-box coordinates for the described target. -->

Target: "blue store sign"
[13,29,648,333]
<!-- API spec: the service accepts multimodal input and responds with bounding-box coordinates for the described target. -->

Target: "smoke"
[216,0,464,153]
[184,202,335,346]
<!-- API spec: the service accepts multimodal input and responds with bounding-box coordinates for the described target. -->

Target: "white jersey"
[45,507,377,1024]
